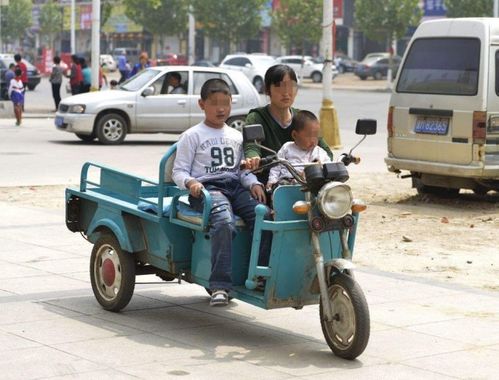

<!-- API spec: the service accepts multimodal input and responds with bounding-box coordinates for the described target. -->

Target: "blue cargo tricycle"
[65,120,376,360]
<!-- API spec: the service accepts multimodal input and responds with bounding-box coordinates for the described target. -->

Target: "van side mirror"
[355,119,377,135]
[142,86,154,97]
[243,124,265,143]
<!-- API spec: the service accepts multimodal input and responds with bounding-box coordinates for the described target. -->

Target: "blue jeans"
[189,178,272,291]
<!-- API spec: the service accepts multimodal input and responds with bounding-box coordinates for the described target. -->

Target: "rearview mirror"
[355,119,377,135]
[243,124,265,142]
[142,86,154,97]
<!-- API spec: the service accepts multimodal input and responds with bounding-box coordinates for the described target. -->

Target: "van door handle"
[177,100,187,106]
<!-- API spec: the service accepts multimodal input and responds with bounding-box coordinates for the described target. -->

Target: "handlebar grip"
[259,156,274,166]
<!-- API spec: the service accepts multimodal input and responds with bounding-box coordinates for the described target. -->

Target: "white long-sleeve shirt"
[8,78,23,98]
[172,122,261,190]
[268,141,331,184]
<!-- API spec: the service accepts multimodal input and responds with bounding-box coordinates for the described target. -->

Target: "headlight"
[68,104,86,113]
[317,182,352,219]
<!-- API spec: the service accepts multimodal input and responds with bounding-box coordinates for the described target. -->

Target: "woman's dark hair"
[264,64,297,95]
[53,56,61,64]
[293,110,318,132]
[200,78,231,100]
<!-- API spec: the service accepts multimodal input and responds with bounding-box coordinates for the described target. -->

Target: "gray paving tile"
[0,330,41,352]
[37,369,140,379]
[0,346,105,380]
[0,273,87,295]
[241,341,385,377]
[0,260,51,279]
[21,256,90,275]
[0,300,82,325]
[408,317,499,346]
[403,347,499,379]
[120,357,292,380]
[362,327,473,362]
[301,363,457,380]
[1,315,143,345]
[53,334,204,367]
[0,241,81,262]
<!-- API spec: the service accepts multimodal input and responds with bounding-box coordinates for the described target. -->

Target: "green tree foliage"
[101,0,113,27]
[354,0,421,44]
[191,0,266,55]
[1,0,32,47]
[272,0,322,52]
[445,0,493,17]
[123,0,188,58]
[39,1,62,51]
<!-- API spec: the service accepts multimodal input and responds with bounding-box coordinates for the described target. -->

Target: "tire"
[96,113,127,145]
[338,65,345,74]
[320,273,370,360]
[311,71,323,83]
[28,85,36,91]
[359,75,367,81]
[227,116,246,132]
[90,234,135,312]
[76,133,96,142]
[253,77,264,93]
[373,71,383,80]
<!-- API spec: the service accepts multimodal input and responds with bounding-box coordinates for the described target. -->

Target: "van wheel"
[227,116,245,132]
[359,75,367,81]
[96,113,127,145]
[416,185,459,197]
[373,71,383,80]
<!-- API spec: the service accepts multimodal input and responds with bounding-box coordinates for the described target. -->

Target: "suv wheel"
[311,71,323,83]
[227,116,245,132]
[96,113,127,145]
[373,71,383,80]
[253,77,264,93]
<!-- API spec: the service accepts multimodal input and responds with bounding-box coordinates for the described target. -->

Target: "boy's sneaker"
[210,289,229,306]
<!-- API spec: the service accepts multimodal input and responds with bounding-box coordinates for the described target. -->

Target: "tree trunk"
[152,34,159,60]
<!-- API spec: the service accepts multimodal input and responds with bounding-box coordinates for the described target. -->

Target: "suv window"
[224,57,250,67]
[193,71,238,95]
[397,37,480,95]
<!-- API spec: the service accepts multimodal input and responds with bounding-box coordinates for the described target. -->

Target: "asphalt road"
[0,76,390,187]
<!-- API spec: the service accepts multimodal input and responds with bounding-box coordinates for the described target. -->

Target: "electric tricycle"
[65,119,376,360]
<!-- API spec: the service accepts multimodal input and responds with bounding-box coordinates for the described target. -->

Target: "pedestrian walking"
[67,55,83,95]
[8,68,24,126]
[80,58,91,93]
[49,56,64,111]
[14,54,28,110]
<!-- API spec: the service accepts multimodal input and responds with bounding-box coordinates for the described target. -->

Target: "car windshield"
[397,38,480,96]
[120,69,161,91]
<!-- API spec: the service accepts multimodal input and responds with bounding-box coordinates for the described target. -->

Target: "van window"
[396,38,480,96]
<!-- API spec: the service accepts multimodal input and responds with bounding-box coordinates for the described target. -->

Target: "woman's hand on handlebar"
[242,157,261,170]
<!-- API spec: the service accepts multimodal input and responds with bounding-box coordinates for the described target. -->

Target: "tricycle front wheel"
[90,234,135,312]
[320,273,370,360]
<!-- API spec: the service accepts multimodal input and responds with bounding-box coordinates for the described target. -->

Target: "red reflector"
[472,111,486,144]
[387,106,394,137]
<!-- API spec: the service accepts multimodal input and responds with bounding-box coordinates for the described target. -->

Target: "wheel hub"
[102,258,116,286]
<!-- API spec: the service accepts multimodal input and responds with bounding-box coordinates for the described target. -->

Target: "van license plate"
[414,117,449,135]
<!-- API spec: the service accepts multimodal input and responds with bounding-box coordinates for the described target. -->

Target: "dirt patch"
[1,174,498,292]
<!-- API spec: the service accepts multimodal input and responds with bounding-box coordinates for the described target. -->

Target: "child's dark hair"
[53,56,61,64]
[14,68,22,77]
[293,110,319,132]
[264,64,298,95]
[200,78,231,100]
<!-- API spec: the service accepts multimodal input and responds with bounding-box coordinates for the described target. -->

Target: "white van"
[385,18,499,195]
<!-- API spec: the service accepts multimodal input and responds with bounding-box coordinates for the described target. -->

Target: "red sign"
[334,0,343,18]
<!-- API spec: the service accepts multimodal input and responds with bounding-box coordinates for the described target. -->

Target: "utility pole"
[91,0,100,91]
[495,0,498,17]
[188,6,195,65]
[320,0,341,148]
[0,0,9,53]
[71,0,75,54]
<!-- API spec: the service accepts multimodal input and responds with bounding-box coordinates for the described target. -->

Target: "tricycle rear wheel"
[320,273,370,360]
[90,234,135,312]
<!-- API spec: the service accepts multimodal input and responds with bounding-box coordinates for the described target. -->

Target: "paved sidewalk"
[0,199,498,379]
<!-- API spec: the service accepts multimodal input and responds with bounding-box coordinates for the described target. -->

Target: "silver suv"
[276,55,338,83]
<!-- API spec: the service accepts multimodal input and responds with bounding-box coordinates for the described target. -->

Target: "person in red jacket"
[66,55,83,95]
[14,54,28,110]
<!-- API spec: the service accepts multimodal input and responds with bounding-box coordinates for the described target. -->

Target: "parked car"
[54,66,262,144]
[354,55,401,80]
[155,53,188,66]
[0,54,41,99]
[333,52,358,73]
[100,54,117,72]
[386,18,499,195]
[219,53,277,93]
[275,55,338,83]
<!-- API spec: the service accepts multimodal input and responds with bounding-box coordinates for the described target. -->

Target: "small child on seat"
[266,110,331,191]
